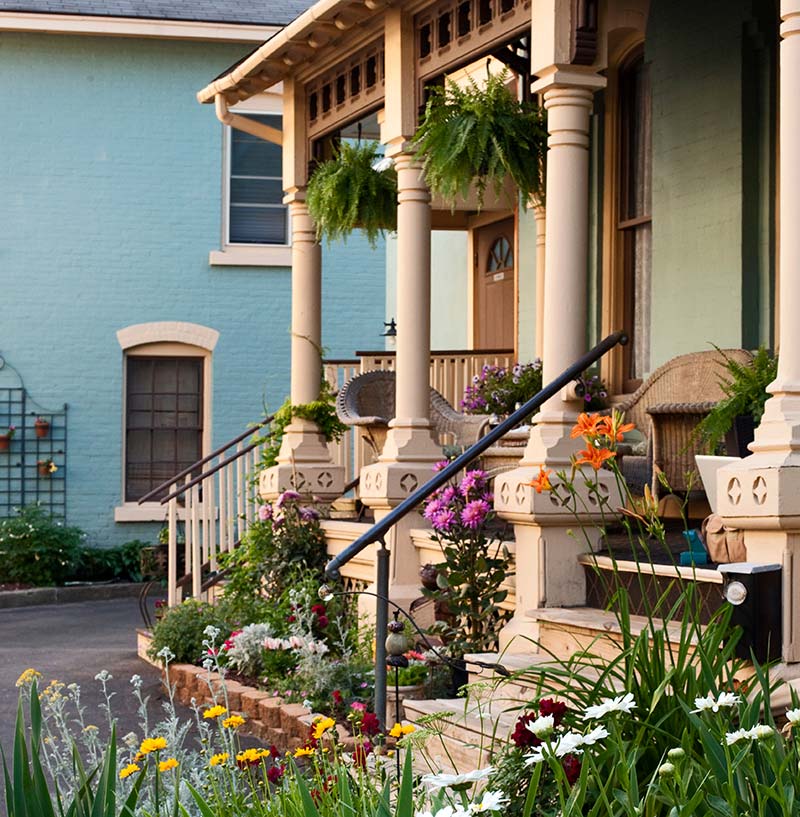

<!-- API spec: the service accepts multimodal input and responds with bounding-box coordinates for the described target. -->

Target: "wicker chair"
[615,348,753,496]
[335,369,490,456]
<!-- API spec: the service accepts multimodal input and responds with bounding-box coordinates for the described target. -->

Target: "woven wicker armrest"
[616,441,648,457]
[646,401,717,416]
[342,415,390,428]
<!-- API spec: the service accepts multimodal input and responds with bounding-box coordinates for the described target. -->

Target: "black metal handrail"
[324,331,627,727]
[325,331,628,579]
[136,415,273,505]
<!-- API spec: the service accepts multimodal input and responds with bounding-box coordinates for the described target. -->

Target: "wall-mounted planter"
[0,435,10,452]
[37,460,55,477]
[34,418,50,438]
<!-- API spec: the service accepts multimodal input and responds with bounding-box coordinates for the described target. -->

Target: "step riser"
[538,621,688,662]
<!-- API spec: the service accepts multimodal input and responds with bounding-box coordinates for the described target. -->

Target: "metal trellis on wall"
[0,355,67,520]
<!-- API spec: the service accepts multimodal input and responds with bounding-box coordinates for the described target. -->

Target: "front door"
[474,217,515,349]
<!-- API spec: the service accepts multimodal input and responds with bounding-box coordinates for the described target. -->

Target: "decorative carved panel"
[570,0,598,65]
[307,38,386,140]
[415,0,531,82]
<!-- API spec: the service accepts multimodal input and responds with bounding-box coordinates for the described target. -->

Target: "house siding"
[0,32,384,545]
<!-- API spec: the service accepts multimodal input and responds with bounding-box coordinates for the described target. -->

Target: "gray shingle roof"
[0,0,314,25]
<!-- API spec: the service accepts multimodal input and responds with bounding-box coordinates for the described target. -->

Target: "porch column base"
[718,457,800,663]
[495,418,622,652]
[259,418,344,502]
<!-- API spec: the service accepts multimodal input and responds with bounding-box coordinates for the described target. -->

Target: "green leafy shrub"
[148,599,229,664]
[306,140,397,246]
[0,504,83,586]
[69,540,146,583]
[414,69,547,209]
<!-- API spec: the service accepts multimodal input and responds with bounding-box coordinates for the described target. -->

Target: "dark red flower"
[360,711,380,736]
[511,712,543,749]
[287,615,296,623]
[317,615,329,628]
[332,689,343,705]
[311,604,326,615]
[539,698,567,727]
[267,764,284,784]
[352,740,372,768]
[562,753,581,785]
[269,745,280,758]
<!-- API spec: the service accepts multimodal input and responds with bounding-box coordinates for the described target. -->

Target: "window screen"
[125,356,203,501]
[229,114,288,245]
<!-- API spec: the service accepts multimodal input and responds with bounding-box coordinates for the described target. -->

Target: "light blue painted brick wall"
[0,32,385,546]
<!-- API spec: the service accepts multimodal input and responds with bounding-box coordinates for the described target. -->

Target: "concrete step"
[530,606,699,661]
[402,696,522,773]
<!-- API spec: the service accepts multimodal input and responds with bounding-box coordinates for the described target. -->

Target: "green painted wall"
[646,0,775,369]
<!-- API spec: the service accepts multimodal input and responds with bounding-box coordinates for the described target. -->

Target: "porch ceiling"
[196,0,386,104]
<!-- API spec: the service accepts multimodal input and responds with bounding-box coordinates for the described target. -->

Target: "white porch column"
[260,198,344,502]
[533,204,546,360]
[494,70,616,651]
[717,1,800,663]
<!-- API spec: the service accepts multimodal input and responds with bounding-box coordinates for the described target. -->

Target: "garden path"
[0,597,182,776]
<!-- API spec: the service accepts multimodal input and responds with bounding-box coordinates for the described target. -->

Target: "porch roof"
[196,0,382,103]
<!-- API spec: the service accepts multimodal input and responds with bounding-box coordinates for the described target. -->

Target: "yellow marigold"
[222,715,245,729]
[15,668,42,688]
[388,723,415,738]
[209,752,229,767]
[293,746,315,758]
[139,736,168,755]
[203,705,227,720]
[119,763,141,780]
[158,758,179,773]
[312,716,336,740]
[236,748,269,765]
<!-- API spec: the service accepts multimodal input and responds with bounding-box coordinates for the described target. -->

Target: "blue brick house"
[0,1,386,546]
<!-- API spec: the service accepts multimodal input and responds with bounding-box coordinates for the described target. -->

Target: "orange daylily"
[570,413,605,439]
[529,467,553,494]
[575,446,615,471]
[599,412,635,442]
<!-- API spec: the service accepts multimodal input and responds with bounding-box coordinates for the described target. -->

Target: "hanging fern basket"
[306,140,397,246]
[413,69,547,211]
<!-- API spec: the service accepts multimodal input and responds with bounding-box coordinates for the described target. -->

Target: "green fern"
[695,346,778,453]
[413,69,547,210]
[306,140,397,246]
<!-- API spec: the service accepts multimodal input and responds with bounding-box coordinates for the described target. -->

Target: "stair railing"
[325,332,628,725]
[138,416,273,607]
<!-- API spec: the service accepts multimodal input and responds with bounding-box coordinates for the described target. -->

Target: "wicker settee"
[335,369,490,456]
[615,348,753,496]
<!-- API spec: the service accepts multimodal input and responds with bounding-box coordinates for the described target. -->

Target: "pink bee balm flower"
[461,499,491,529]
[258,504,272,521]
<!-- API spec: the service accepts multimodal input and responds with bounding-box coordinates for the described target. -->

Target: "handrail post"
[167,483,178,607]
[374,540,390,730]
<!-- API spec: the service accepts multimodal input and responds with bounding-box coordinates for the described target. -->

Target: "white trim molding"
[114,502,187,523]
[0,12,280,42]
[117,321,219,352]
[209,246,292,267]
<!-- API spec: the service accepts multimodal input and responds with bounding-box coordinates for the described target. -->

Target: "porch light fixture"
[723,580,748,606]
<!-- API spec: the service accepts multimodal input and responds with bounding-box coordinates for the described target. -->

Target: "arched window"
[115,322,218,519]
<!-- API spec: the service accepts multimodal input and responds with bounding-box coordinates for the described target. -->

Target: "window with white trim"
[226,113,288,245]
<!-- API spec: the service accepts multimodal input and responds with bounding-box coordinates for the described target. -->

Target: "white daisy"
[525,714,555,738]
[786,708,800,724]
[747,724,775,740]
[421,767,494,790]
[725,729,749,745]
[581,725,610,747]
[583,693,637,720]
[692,691,741,713]
[469,790,510,813]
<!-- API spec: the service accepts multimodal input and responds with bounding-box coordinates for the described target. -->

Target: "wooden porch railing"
[323,348,514,484]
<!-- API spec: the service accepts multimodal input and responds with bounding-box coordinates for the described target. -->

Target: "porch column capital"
[715,2,800,662]
[260,192,343,502]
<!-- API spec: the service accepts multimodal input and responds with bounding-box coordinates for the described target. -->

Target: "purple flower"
[440,486,458,504]
[461,499,491,529]
[459,470,487,497]
[433,460,450,473]
[276,490,300,508]
[584,394,592,402]
[299,506,319,521]
[432,509,457,532]
[423,499,444,521]
[258,504,273,521]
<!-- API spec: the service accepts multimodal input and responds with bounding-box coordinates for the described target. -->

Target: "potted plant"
[37,458,57,477]
[0,424,16,451]
[413,69,547,210]
[34,416,50,438]
[306,140,397,247]
[461,360,543,422]
[695,347,778,456]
